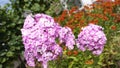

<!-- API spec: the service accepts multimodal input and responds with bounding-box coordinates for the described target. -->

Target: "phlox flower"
[76,24,107,55]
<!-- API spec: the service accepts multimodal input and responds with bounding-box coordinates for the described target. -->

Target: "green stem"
[68,61,74,68]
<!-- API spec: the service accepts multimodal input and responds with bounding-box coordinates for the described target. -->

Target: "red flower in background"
[111,25,116,30]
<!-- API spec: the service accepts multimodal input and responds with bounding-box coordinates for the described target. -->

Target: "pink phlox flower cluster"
[59,27,75,50]
[21,14,62,68]
[76,24,107,55]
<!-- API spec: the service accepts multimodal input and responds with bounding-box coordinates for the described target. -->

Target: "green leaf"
[98,61,103,65]
[0,64,2,68]
[68,56,78,61]
[1,58,6,63]
[24,0,28,2]
[6,51,14,57]
[0,52,6,56]
[16,47,21,50]
[41,5,45,11]
[10,46,15,51]
[31,3,40,11]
